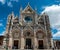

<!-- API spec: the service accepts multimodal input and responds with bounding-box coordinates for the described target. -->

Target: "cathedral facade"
[5,4,52,49]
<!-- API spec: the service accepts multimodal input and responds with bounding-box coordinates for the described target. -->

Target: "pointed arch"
[23,29,33,38]
[36,29,46,39]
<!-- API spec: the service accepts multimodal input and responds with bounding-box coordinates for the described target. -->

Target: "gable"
[22,4,35,13]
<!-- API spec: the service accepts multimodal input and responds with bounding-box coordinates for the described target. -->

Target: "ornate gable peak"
[22,3,35,13]
[14,15,18,20]
[8,12,14,20]
[11,11,14,16]
[15,16,18,19]
[10,12,14,18]
[42,12,48,17]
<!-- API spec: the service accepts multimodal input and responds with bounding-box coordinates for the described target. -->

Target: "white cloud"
[42,5,60,38]
[0,31,5,35]
[0,0,5,4]
[7,0,19,7]
[7,2,13,7]
[0,0,19,7]
[42,5,60,29]
[53,31,60,37]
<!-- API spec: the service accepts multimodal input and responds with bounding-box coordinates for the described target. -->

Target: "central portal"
[38,40,44,49]
[13,40,19,49]
[25,38,32,49]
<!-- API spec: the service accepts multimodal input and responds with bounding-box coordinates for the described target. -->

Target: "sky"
[0,0,60,40]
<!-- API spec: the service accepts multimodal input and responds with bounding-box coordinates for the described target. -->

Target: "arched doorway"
[25,38,32,49]
[38,40,44,49]
[23,30,33,49]
[36,30,45,49]
[13,40,19,49]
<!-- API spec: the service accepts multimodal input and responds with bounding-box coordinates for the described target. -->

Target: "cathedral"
[4,4,52,49]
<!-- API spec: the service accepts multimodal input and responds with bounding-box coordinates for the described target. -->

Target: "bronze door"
[38,40,44,49]
[25,38,32,49]
[13,40,19,49]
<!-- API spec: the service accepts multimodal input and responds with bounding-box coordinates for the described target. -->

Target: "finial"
[28,2,29,5]
[28,2,30,6]
[11,11,14,16]
[20,5,22,12]
[15,15,18,19]
[43,12,46,15]
[43,12,48,16]
[10,11,14,19]
[44,12,45,14]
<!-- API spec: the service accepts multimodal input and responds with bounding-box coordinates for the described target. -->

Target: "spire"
[11,11,14,18]
[20,5,23,13]
[27,2,31,8]
[22,2,35,13]
[43,12,47,16]
[28,2,29,5]
[15,15,18,20]
[9,11,14,20]
[11,11,14,16]
[8,11,14,19]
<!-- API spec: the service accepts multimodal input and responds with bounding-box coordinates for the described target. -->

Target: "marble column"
[9,37,13,49]
[34,29,38,49]
[43,35,49,49]
[8,32,13,49]
[45,37,50,49]
[21,28,25,49]
[51,39,54,48]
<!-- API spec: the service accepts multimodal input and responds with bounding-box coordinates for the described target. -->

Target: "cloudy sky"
[0,0,60,39]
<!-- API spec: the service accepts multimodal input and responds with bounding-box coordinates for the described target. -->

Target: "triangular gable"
[22,4,35,13]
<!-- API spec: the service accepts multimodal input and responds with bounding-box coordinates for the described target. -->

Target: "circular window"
[25,16,32,22]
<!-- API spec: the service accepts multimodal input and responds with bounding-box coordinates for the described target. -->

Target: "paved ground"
[0,49,60,50]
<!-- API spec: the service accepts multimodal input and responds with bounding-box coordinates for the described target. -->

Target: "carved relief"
[12,29,21,39]
[36,30,44,39]
[14,32,19,38]
[37,33,43,39]
[23,30,33,38]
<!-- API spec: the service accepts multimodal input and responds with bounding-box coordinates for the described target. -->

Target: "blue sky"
[0,0,60,40]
